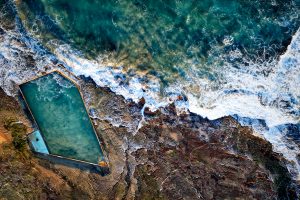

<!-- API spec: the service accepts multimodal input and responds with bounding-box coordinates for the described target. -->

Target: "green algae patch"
[3,117,27,152]
[20,72,104,165]
[135,165,166,200]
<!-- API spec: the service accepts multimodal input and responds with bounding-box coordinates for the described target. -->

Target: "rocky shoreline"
[0,1,300,199]
[0,76,299,199]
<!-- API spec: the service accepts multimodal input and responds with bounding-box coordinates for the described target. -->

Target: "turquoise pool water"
[28,130,49,154]
[20,72,103,164]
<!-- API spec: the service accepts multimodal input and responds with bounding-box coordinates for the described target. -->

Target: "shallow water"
[20,72,103,164]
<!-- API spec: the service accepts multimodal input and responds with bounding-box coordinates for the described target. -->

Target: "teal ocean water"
[0,0,300,178]
[15,0,300,121]
[17,0,299,79]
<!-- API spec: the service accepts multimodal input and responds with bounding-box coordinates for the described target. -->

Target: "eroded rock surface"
[0,77,298,199]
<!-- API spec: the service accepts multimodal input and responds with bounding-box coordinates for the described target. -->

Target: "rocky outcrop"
[0,77,298,199]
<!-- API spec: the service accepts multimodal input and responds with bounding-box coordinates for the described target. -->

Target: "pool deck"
[19,70,109,174]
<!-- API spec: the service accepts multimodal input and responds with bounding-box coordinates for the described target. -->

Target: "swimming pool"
[20,71,105,165]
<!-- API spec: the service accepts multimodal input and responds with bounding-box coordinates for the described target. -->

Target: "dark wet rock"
[144,107,161,117]
[131,115,278,199]
[138,97,145,108]
[58,80,300,199]
[0,1,16,31]
[0,27,4,35]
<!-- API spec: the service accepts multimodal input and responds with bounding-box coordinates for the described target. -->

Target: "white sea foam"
[167,28,300,179]
[0,3,55,96]
[51,29,300,179]
[51,43,170,111]
[174,29,300,127]
[186,29,300,179]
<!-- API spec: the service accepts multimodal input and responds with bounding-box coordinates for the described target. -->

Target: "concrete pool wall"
[19,70,109,175]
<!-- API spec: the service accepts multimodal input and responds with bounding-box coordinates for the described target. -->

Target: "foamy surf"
[52,42,171,111]
[47,29,300,180]
[171,28,300,179]
[173,28,300,127]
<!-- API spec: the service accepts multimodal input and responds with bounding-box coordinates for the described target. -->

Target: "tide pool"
[20,72,104,164]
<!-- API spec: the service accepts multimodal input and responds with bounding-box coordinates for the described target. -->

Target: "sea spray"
[42,29,300,180]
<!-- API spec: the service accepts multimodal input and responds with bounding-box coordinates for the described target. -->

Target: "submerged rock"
[0,77,298,199]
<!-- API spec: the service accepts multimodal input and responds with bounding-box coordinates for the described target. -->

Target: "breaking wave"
[50,27,300,180]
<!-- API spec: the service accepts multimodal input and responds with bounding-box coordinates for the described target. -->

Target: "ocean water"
[0,0,300,178]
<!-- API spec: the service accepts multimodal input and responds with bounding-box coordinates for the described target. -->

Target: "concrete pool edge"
[19,70,110,175]
[27,136,109,175]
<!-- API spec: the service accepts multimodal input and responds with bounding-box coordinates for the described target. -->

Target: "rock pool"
[20,71,104,165]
